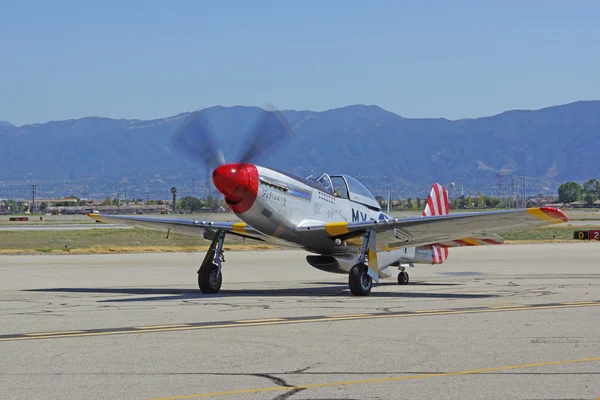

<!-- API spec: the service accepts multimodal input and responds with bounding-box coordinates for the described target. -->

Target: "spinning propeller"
[170,105,294,209]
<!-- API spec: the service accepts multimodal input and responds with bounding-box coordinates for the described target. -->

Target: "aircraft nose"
[212,163,259,213]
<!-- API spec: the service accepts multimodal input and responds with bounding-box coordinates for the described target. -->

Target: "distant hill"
[1,101,599,198]
[0,121,14,128]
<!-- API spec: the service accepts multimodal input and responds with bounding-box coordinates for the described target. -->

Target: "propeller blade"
[170,110,226,167]
[235,104,294,165]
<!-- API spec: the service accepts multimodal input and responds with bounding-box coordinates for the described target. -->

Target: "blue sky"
[2,0,598,126]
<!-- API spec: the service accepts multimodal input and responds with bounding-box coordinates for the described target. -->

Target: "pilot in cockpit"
[317,175,333,194]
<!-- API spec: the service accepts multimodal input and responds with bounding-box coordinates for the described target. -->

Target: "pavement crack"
[286,363,321,374]
[252,372,307,399]
[253,373,293,387]
[272,387,306,400]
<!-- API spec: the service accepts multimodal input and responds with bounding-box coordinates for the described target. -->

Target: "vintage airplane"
[88,107,568,296]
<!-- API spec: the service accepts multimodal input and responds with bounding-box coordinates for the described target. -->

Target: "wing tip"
[538,207,569,223]
[87,213,103,222]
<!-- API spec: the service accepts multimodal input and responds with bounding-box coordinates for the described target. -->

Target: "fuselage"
[211,163,443,277]
[238,165,387,253]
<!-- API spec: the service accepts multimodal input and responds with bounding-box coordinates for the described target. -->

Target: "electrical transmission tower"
[510,176,515,208]
[30,184,37,213]
[495,172,505,205]
[520,170,527,208]
[204,160,211,200]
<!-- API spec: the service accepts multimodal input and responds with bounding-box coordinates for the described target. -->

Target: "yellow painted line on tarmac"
[326,313,373,318]
[1,301,599,342]
[561,301,598,305]
[488,305,525,309]
[148,356,600,399]
[23,330,85,336]
[136,324,191,330]
[234,318,287,323]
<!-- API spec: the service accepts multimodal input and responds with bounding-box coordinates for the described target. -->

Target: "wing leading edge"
[296,207,567,250]
[87,213,295,247]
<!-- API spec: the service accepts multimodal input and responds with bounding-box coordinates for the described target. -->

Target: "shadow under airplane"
[25,281,497,303]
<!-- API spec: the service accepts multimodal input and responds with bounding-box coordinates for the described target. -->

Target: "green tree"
[584,192,598,205]
[583,178,600,197]
[475,192,485,208]
[582,178,598,205]
[206,194,218,209]
[5,199,19,213]
[558,182,583,204]
[465,195,474,209]
[485,197,500,208]
[180,196,205,212]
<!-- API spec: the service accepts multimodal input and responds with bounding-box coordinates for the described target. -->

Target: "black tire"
[348,263,372,296]
[397,271,409,285]
[198,263,222,294]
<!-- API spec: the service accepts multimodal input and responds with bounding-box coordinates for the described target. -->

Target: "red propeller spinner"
[212,163,259,213]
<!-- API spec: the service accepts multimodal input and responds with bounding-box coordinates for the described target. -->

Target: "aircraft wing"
[87,213,295,247]
[296,207,567,250]
[437,234,504,247]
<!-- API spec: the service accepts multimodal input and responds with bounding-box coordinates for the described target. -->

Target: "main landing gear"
[198,230,226,294]
[349,263,372,296]
[348,229,379,296]
[397,267,409,285]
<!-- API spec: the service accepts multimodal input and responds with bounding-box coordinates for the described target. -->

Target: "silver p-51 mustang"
[88,107,568,296]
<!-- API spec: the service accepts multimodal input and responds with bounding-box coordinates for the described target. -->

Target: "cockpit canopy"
[306,173,381,210]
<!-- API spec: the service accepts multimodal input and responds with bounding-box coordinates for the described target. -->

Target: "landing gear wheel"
[397,270,409,285]
[348,263,372,296]
[198,263,222,294]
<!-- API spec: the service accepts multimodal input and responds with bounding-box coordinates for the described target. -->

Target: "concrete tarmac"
[1,243,599,399]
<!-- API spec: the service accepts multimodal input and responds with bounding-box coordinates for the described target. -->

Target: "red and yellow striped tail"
[430,245,449,264]
[423,183,450,217]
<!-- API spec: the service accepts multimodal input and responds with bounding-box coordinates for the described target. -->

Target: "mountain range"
[1,101,599,199]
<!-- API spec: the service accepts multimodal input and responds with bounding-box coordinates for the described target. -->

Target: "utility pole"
[523,169,527,208]
[192,175,196,197]
[30,184,37,213]
[81,188,88,210]
[145,187,150,210]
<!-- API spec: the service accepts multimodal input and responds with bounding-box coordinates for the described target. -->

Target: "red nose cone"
[212,163,258,213]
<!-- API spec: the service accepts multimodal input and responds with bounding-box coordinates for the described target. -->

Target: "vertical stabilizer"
[422,183,449,217]
[422,182,450,264]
